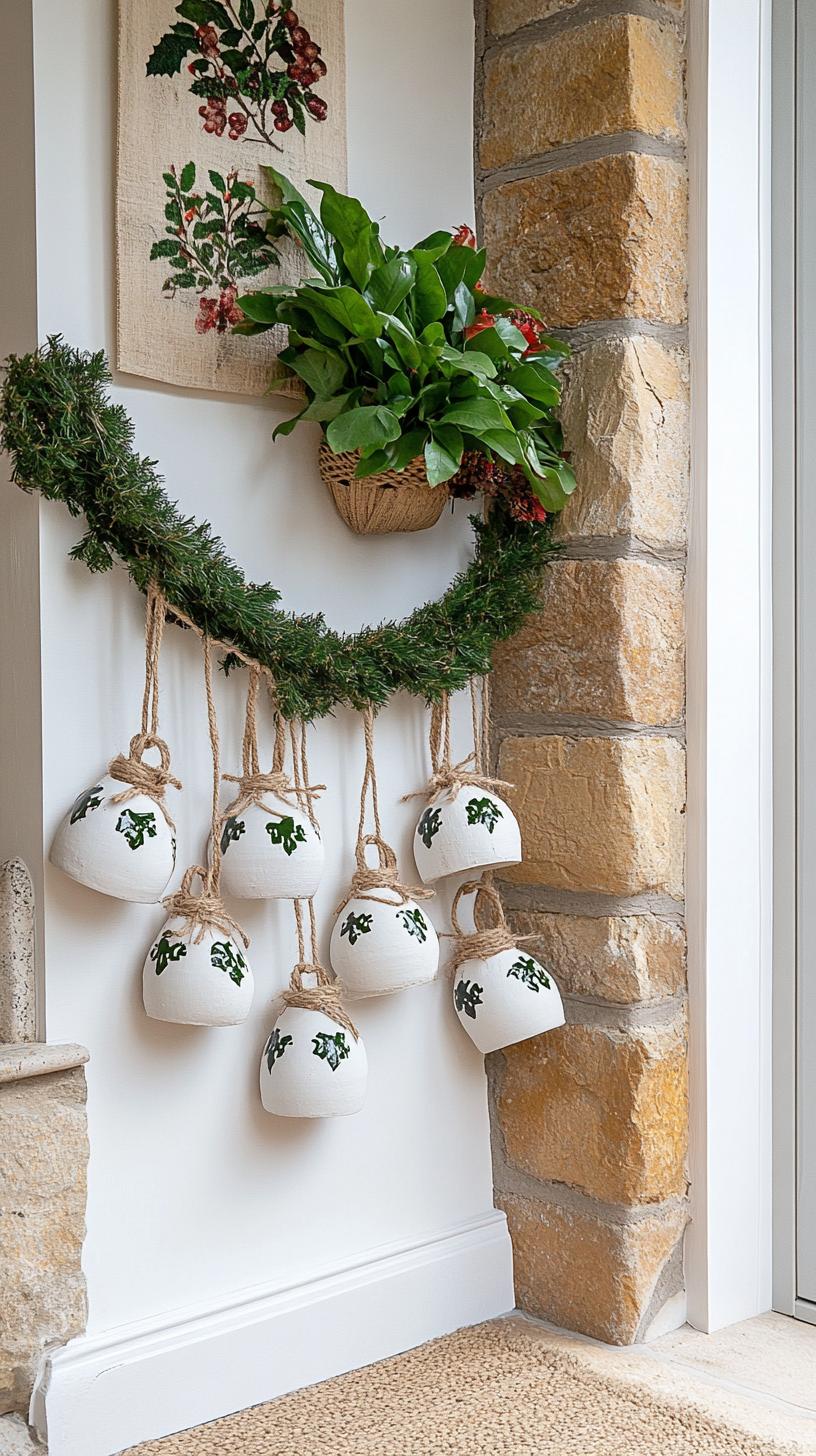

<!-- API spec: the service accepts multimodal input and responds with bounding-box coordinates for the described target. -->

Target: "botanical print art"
[116,0,347,395]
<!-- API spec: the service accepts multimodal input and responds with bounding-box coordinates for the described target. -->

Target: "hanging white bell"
[260,972,367,1118]
[449,880,563,1053]
[329,838,438,998]
[219,798,324,900]
[50,739,179,904]
[142,868,254,1027]
[413,785,521,884]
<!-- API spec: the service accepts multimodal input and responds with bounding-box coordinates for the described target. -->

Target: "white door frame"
[686,0,775,1331]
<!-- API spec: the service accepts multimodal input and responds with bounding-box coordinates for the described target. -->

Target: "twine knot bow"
[283,964,360,1041]
[109,733,182,830]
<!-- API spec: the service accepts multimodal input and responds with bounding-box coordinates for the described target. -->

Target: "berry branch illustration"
[151,162,279,334]
[147,2,329,150]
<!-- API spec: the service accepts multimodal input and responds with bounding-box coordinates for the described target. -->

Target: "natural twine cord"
[335,707,433,916]
[109,584,181,827]
[403,688,512,805]
[448,878,528,974]
[220,667,323,825]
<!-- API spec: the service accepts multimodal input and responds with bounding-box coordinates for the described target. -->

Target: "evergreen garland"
[0,338,558,720]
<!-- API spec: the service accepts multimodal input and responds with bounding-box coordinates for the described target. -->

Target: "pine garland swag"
[0,338,560,720]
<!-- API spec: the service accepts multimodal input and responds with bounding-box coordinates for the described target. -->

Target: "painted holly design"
[466,796,503,834]
[398,907,428,943]
[455,979,483,1020]
[115,809,158,850]
[266,816,306,855]
[210,940,247,986]
[417,806,442,849]
[146,1,329,149]
[340,911,373,946]
[150,935,188,975]
[151,162,279,334]
[69,785,104,825]
[507,955,551,993]
[312,1030,350,1071]
[264,1026,293,1070]
[220,815,246,854]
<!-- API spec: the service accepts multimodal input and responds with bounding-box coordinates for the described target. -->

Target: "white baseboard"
[32,1210,514,1456]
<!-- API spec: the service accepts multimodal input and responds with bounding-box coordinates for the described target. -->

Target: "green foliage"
[264,1027,292,1071]
[340,911,374,945]
[266,815,306,855]
[151,163,278,302]
[455,979,483,1020]
[0,339,560,719]
[417,806,443,849]
[220,816,246,854]
[507,955,551,993]
[150,935,188,975]
[69,785,104,825]
[398,907,428,943]
[312,1030,350,1071]
[210,940,247,986]
[465,796,503,834]
[115,809,157,849]
[236,171,576,509]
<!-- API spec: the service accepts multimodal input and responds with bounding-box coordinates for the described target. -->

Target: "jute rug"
[123,1320,799,1456]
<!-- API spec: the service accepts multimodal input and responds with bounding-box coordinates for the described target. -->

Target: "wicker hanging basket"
[319,442,448,535]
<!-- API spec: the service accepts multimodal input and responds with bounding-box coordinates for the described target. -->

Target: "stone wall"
[476,0,689,1343]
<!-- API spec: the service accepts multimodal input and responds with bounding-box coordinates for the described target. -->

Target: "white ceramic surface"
[413,787,521,883]
[330,889,439,998]
[219,799,324,900]
[143,916,255,1027]
[259,1006,368,1118]
[452,945,564,1054]
[50,774,177,903]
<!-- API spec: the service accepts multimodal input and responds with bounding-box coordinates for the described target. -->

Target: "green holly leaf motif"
[507,955,551,993]
[340,911,374,946]
[266,816,307,856]
[398,907,428,943]
[454,979,483,1020]
[150,935,188,976]
[69,785,104,825]
[312,1030,350,1071]
[115,809,158,850]
[466,796,503,834]
[210,940,247,986]
[264,1027,293,1071]
[417,806,442,849]
[220,816,246,855]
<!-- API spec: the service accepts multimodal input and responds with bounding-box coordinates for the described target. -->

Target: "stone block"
[0,1067,88,1414]
[555,336,689,549]
[500,1189,687,1343]
[482,153,687,327]
[481,15,684,171]
[506,910,686,1004]
[496,1016,688,1204]
[486,0,682,35]
[499,734,685,897]
[492,559,685,725]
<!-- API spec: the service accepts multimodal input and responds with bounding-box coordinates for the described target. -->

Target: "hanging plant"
[235,171,577,519]
[147,2,328,149]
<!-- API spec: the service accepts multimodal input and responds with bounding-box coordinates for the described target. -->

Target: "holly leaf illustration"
[454,979,483,1019]
[69,785,104,825]
[466,796,503,833]
[312,1030,350,1071]
[115,809,157,850]
[507,955,551,993]
[150,936,188,976]
[417,806,442,849]
[210,940,247,986]
[147,30,197,76]
[398,907,428,943]
[340,911,374,946]
[264,1027,292,1071]
[266,816,307,856]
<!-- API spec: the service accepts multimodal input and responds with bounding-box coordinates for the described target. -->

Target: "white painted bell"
[453,946,564,1054]
[143,916,254,1027]
[50,775,176,903]
[219,799,324,900]
[259,1006,367,1118]
[413,786,521,883]
[330,890,439,998]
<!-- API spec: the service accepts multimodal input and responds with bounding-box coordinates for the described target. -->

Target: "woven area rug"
[123,1320,799,1456]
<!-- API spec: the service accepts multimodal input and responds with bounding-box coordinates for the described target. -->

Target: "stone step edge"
[0,1043,89,1086]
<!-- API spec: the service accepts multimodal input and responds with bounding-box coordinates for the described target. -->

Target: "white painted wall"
[12,6,512,1442]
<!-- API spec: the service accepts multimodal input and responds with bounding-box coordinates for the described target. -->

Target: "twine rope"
[109,585,181,827]
[448,878,529,974]
[403,689,512,804]
[221,668,322,824]
[282,963,360,1041]
[162,864,251,947]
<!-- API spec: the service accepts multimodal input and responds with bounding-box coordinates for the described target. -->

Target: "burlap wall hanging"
[116,0,347,396]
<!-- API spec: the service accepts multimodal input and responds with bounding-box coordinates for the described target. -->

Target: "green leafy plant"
[69,785,104,825]
[312,1030,350,1070]
[236,171,576,513]
[147,2,329,149]
[507,955,551,993]
[151,936,188,975]
[152,163,279,334]
[466,796,503,833]
[398,907,428,943]
[115,809,158,850]
[211,940,247,985]
[340,911,374,945]
[266,816,306,855]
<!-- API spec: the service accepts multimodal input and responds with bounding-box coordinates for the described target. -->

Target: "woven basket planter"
[319,442,447,535]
